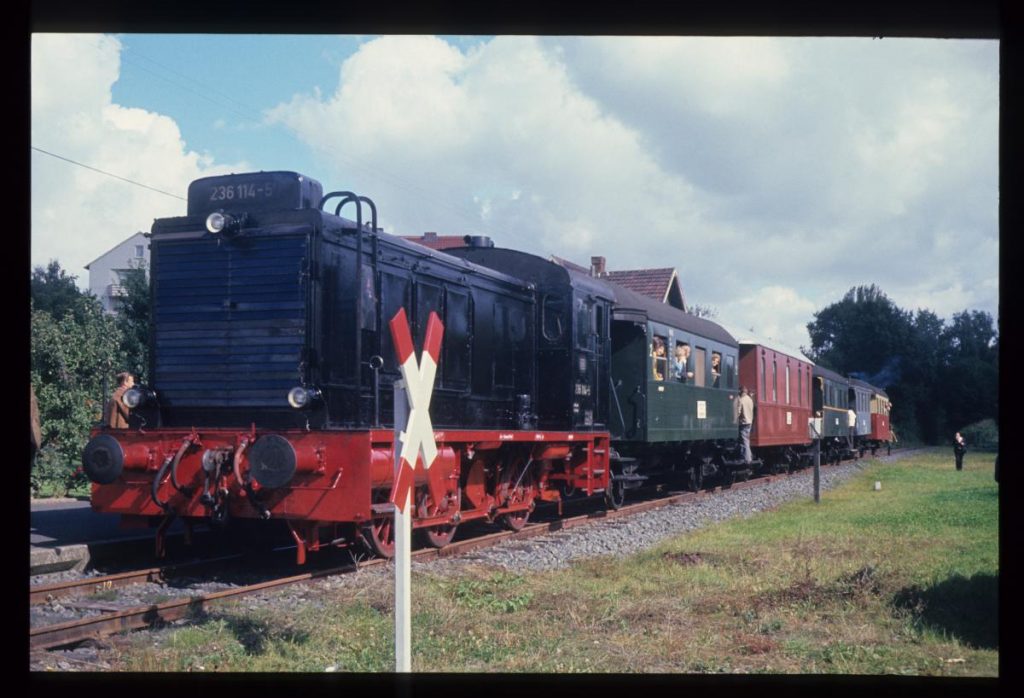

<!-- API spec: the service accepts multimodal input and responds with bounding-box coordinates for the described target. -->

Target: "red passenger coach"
[735,334,814,472]
[868,389,893,449]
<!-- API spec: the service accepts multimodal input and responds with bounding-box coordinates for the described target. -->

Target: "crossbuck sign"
[387,307,444,672]
[388,307,446,514]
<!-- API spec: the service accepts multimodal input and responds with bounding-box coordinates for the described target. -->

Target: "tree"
[31,261,89,321]
[116,263,151,381]
[687,303,718,319]
[940,310,998,433]
[807,285,998,445]
[806,285,913,376]
[30,261,129,495]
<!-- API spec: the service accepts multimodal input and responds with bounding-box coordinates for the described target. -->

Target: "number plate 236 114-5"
[209,183,273,201]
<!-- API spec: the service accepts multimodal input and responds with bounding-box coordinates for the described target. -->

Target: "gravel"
[416,454,906,575]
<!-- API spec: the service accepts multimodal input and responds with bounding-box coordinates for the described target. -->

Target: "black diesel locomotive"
[82,170,893,561]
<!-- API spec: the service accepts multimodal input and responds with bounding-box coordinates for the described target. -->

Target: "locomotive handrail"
[319,191,380,420]
[318,190,358,215]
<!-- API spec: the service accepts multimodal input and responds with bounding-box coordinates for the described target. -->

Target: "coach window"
[651,335,668,381]
[772,359,778,402]
[726,354,735,389]
[694,347,706,387]
[710,351,722,388]
[760,353,766,399]
[542,294,565,342]
[798,366,803,406]
[785,363,791,404]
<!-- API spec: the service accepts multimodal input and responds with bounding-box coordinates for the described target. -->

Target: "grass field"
[114,448,999,675]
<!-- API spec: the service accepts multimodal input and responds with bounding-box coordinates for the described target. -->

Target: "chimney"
[590,256,606,277]
[423,232,438,241]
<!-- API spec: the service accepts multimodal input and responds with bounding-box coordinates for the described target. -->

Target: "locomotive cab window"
[542,294,565,342]
[575,298,594,351]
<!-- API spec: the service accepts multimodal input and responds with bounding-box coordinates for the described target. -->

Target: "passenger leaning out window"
[651,336,667,381]
[673,342,693,382]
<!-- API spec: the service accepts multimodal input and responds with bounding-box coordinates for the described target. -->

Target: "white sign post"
[392,378,411,673]
[387,308,444,673]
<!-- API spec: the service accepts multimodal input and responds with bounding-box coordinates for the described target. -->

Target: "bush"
[31,445,88,498]
[959,419,998,452]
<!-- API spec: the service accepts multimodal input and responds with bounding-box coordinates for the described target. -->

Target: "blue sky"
[30,34,999,351]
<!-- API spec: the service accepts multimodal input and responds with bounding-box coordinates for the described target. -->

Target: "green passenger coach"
[609,285,739,444]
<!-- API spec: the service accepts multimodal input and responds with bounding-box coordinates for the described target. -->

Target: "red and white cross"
[388,307,446,514]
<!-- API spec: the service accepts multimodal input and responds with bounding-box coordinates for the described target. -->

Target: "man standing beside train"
[104,372,134,429]
[737,386,754,464]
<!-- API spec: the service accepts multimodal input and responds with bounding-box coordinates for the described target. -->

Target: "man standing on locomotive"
[737,386,754,464]
[104,372,134,429]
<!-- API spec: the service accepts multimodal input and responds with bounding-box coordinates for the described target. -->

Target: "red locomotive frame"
[90,425,611,563]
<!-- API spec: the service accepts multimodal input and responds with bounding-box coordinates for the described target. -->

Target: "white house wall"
[86,232,149,313]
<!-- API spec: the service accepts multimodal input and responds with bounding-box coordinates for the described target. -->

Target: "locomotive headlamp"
[122,386,156,408]
[206,211,228,234]
[206,211,247,236]
[287,386,322,409]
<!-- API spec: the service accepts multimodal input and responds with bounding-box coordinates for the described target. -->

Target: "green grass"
[111,448,998,675]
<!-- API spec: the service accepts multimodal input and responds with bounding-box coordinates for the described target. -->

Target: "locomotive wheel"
[498,462,534,531]
[416,488,460,549]
[722,468,735,489]
[605,478,626,510]
[500,508,530,532]
[420,523,458,548]
[360,490,395,558]
[360,516,395,558]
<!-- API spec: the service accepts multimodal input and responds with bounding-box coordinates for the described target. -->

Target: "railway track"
[30,455,893,651]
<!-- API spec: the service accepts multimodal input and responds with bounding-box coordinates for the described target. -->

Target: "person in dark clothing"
[953,432,966,471]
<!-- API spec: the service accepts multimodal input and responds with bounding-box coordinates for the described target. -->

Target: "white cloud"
[264,34,996,340]
[267,35,711,263]
[32,33,992,348]
[722,285,819,352]
[30,33,245,284]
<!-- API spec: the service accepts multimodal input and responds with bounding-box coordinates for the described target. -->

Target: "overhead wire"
[30,146,186,201]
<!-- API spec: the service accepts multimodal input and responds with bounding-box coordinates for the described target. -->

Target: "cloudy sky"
[30,33,998,351]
